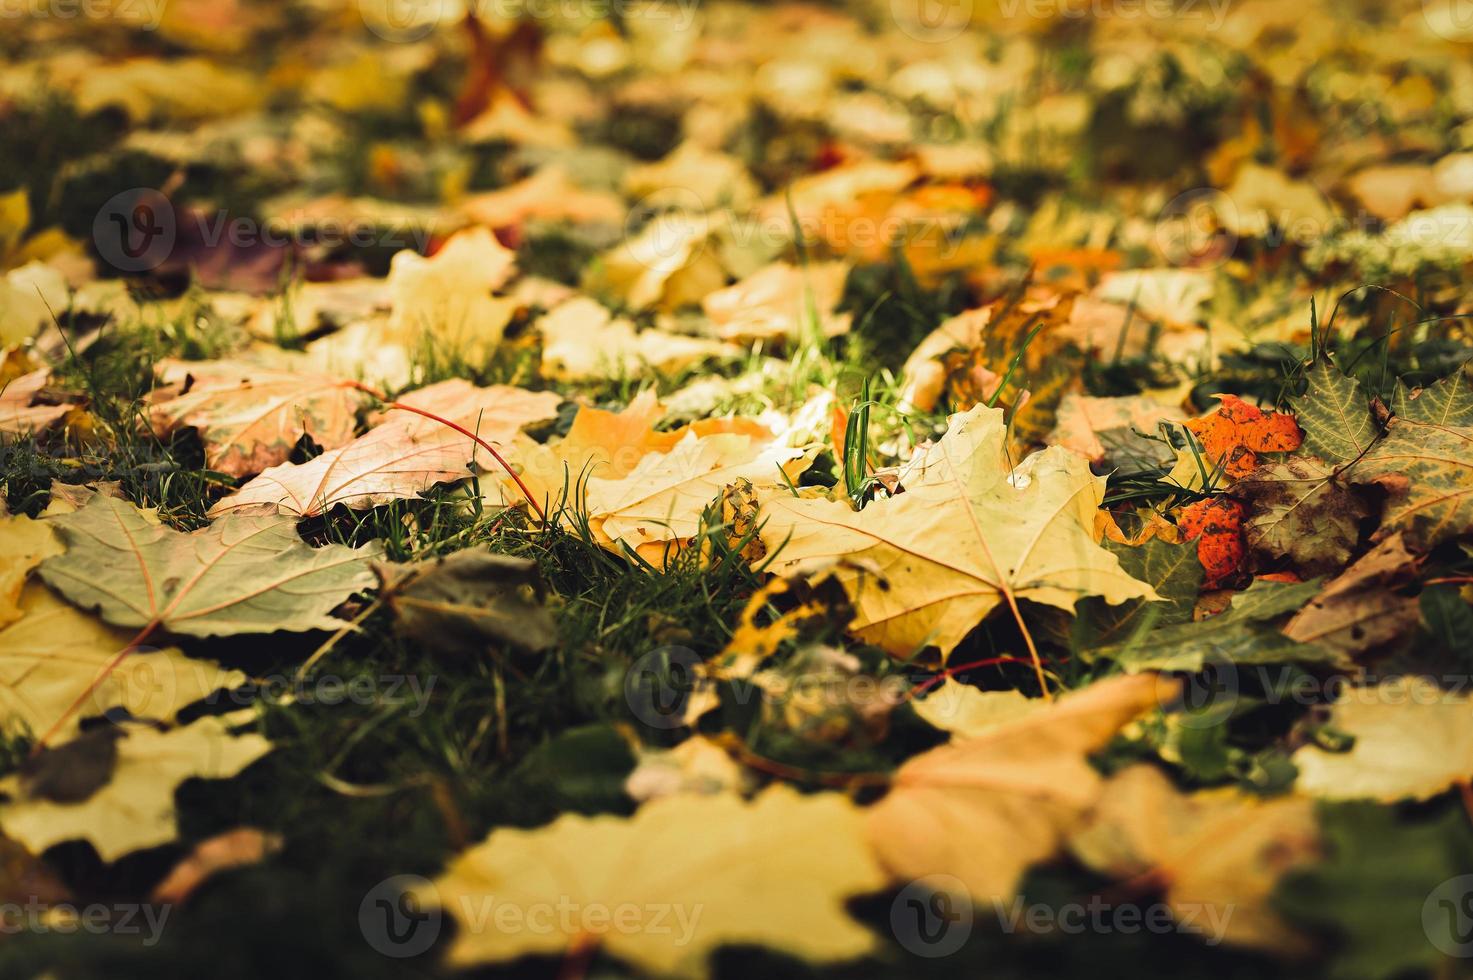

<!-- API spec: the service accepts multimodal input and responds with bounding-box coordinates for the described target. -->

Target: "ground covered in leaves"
[2,1,1473,978]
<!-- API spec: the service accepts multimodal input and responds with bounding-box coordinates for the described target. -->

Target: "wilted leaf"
[1283,534,1420,657]
[0,716,272,861]
[1291,676,1473,802]
[382,549,557,654]
[866,673,1170,903]
[149,358,367,477]
[40,495,379,636]
[212,381,561,517]
[760,406,1155,660]
[1182,395,1301,481]
[1347,418,1473,548]
[1177,495,1245,589]
[419,785,886,977]
[1070,764,1319,952]
[1391,367,1473,425]
[1230,456,1370,576]
[0,369,70,436]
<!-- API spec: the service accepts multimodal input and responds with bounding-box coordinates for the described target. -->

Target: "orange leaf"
[1178,496,1245,588]
[1183,396,1301,480]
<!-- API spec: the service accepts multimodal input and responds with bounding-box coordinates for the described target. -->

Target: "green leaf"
[1293,359,1377,465]
[1421,584,1473,663]
[1392,365,1473,425]
[1349,418,1473,548]
[39,496,379,637]
[1091,579,1346,672]
[1074,536,1202,651]
[1275,802,1473,980]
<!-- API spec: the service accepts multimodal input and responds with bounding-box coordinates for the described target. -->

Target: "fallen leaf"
[150,827,282,905]
[1177,496,1245,589]
[1291,676,1473,802]
[1069,764,1319,952]
[1230,457,1370,577]
[1391,367,1473,426]
[759,406,1155,660]
[0,582,246,741]
[585,427,807,564]
[700,261,851,344]
[911,680,1044,738]
[0,513,62,628]
[212,381,561,517]
[1047,393,1184,466]
[381,549,557,654]
[1090,578,1345,673]
[0,369,71,436]
[0,716,272,862]
[148,358,367,477]
[1292,359,1377,466]
[1283,534,1420,657]
[1348,418,1473,548]
[1074,536,1203,651]
[386,227,518,360]
[418,785,886,977]
[867,674,1171,903]
[538,296,733,381]
[40,495,379,636]
[624,735,751,802]
[1182,395,1301,481]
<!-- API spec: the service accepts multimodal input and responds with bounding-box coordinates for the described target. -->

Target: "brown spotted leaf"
[1229,456,1369,577]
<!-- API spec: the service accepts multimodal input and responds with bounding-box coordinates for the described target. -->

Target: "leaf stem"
[32,618,161,753]
[343,381,547,525]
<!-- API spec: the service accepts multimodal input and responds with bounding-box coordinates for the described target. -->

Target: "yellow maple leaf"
[418,785,886,978]
[1070,765,1320,953]
[0,513,62,628]
[0,583,246,741]
[0,716,271,862]
[758,405,1155,661]
[1291,676,1473,803]
[867,674,1171,904]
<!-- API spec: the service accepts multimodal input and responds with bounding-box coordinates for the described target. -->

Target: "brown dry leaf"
[150,827,283,905]
[759,406,1155,661]
[1048,393,1184,465]
[537,297,734,381]
[149,358,367,477]
[1069,765,1320,953]
[867,673,1172,903]
[701,261,851,344]
[0,513,62,628]
[211,381,561,518]
[1283,534,1420,657]
[460,166,624,228]
[386,227,518,360]
[0,368,71,436]
[1229,456,1370,578]
[582,427,807,565]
